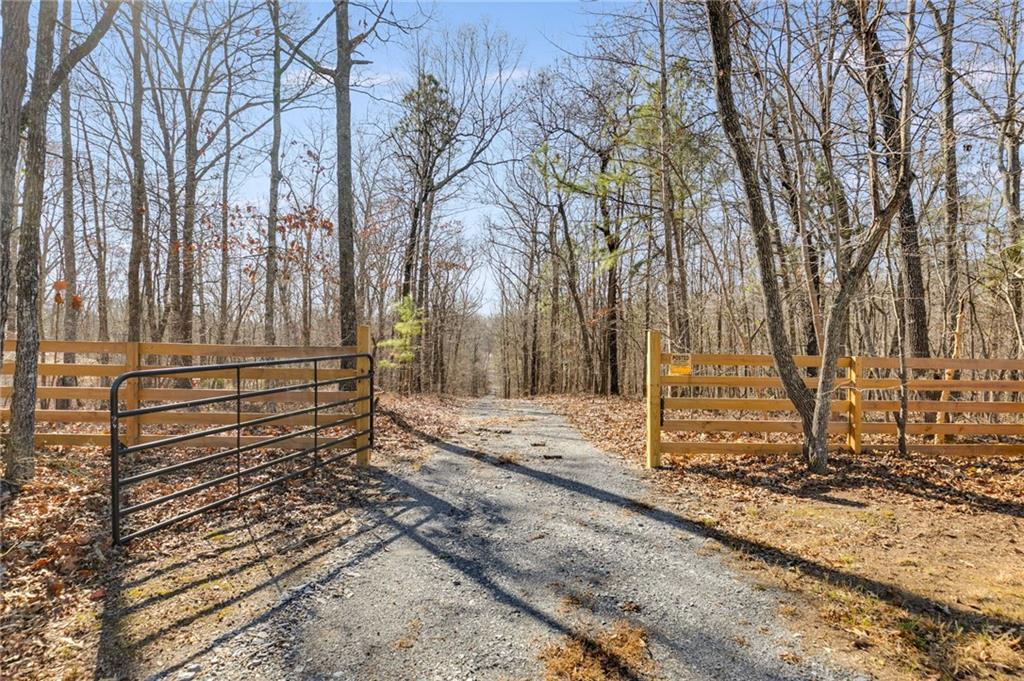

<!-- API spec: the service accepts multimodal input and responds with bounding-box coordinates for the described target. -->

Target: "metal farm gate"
[108,351,374,544]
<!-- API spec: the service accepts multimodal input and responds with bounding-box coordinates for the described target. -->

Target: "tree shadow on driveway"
[92,466,411,680]
[298,466,829,679]
[387,418,1023,654]
[93,415,1021,680]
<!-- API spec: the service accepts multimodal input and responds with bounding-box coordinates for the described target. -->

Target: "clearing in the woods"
[6,396,870,681]
[108,396,866,681]
[4,395,1023,681]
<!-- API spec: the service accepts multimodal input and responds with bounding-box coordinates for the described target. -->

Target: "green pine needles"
[378,296,424,368]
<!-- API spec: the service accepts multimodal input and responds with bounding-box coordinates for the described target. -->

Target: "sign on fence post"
[646,330,662,468]
[355,324,371,466]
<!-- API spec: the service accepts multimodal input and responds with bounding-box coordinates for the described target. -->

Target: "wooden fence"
[1,326,371,456]
[645,329,1024,466]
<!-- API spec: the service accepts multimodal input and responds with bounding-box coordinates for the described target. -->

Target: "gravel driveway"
[184,398,863,681]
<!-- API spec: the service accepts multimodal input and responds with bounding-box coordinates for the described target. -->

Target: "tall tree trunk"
[265,0,281,345]
[180,125,198,343]
[657,0,684,349]
[415,192,434,308]
[674,216,691,349]
[218,33,233,344]
[930,0,960,353]
[302,240,312,347]
[127,0,146,343]
[400,190,424,301]
[0,0,31,357]
[557,198,594,389]
[595,154,621,396]
[706,0,817,462]
[843,0,929,358]
[144,206,159,340]
[82,137,109,342]
[547,213,560,393]
[165,164,181,337]
[335,0,357,346]
[414,192,434,391]
[6,0,60,485]
[57,0,78,407]
[606,250,620,395]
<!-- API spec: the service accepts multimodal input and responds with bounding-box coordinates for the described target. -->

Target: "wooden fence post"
[125,341,140,446]
[355,324,371,466]
[646,329,662,468]
[847,356,862,454]
[937,302,965,443]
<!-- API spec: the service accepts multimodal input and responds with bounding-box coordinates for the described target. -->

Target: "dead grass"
[539,620,654,681]
[394,616,422,650]
[541,394,1024,681]
[558,590,596,614]
[498,452,524,465]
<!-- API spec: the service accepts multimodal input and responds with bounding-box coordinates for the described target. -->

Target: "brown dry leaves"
[541,394,1024,681]
[1,445,112,680]
[540,620,654,681]
[373,392,464,464]
[0,393,459,680]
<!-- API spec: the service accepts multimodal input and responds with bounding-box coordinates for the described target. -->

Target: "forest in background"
[2,0,1024,477]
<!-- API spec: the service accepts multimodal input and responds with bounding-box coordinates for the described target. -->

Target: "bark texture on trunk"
[705,1,816,448]
[0,0,31,355]
[218,32,233,344]
[934,0,960,352]
[336,0,357,346]
[128,0,146,342]
[657,0,687,350]
[7,0,60,485]
[59,0,78,349]
[265,0,281,345]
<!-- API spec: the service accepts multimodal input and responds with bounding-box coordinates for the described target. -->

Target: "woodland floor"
[2,395,1020,680]
[541,395,1024,681]
[0,394,461,681]
[7,395,863,681]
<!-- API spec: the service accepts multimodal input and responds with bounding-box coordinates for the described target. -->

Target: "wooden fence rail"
[1,326,371,453]
[645,329,1024,466]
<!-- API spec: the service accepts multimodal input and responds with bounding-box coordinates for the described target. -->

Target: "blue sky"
[283,1,608,124]
[246,2,628,312]
[347,2,591,124]
[341,1,611,312]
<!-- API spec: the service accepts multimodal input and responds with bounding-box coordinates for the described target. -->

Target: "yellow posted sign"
[668,354,691,376]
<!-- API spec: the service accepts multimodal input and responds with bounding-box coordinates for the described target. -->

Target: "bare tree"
[706,0,915,471]
[264,0,282,344]
[0,2,31,354]
[4,0,120,486]
[281,1,413,345]
[127,0,146,342]
[58,0,79,407]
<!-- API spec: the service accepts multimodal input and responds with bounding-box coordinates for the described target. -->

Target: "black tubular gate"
[109,353,374,544]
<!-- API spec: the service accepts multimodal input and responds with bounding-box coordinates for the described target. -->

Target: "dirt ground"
[4,392,1021,680]
[541,395,1024,681]
[0,393,462,681]
[254,397,858,681]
